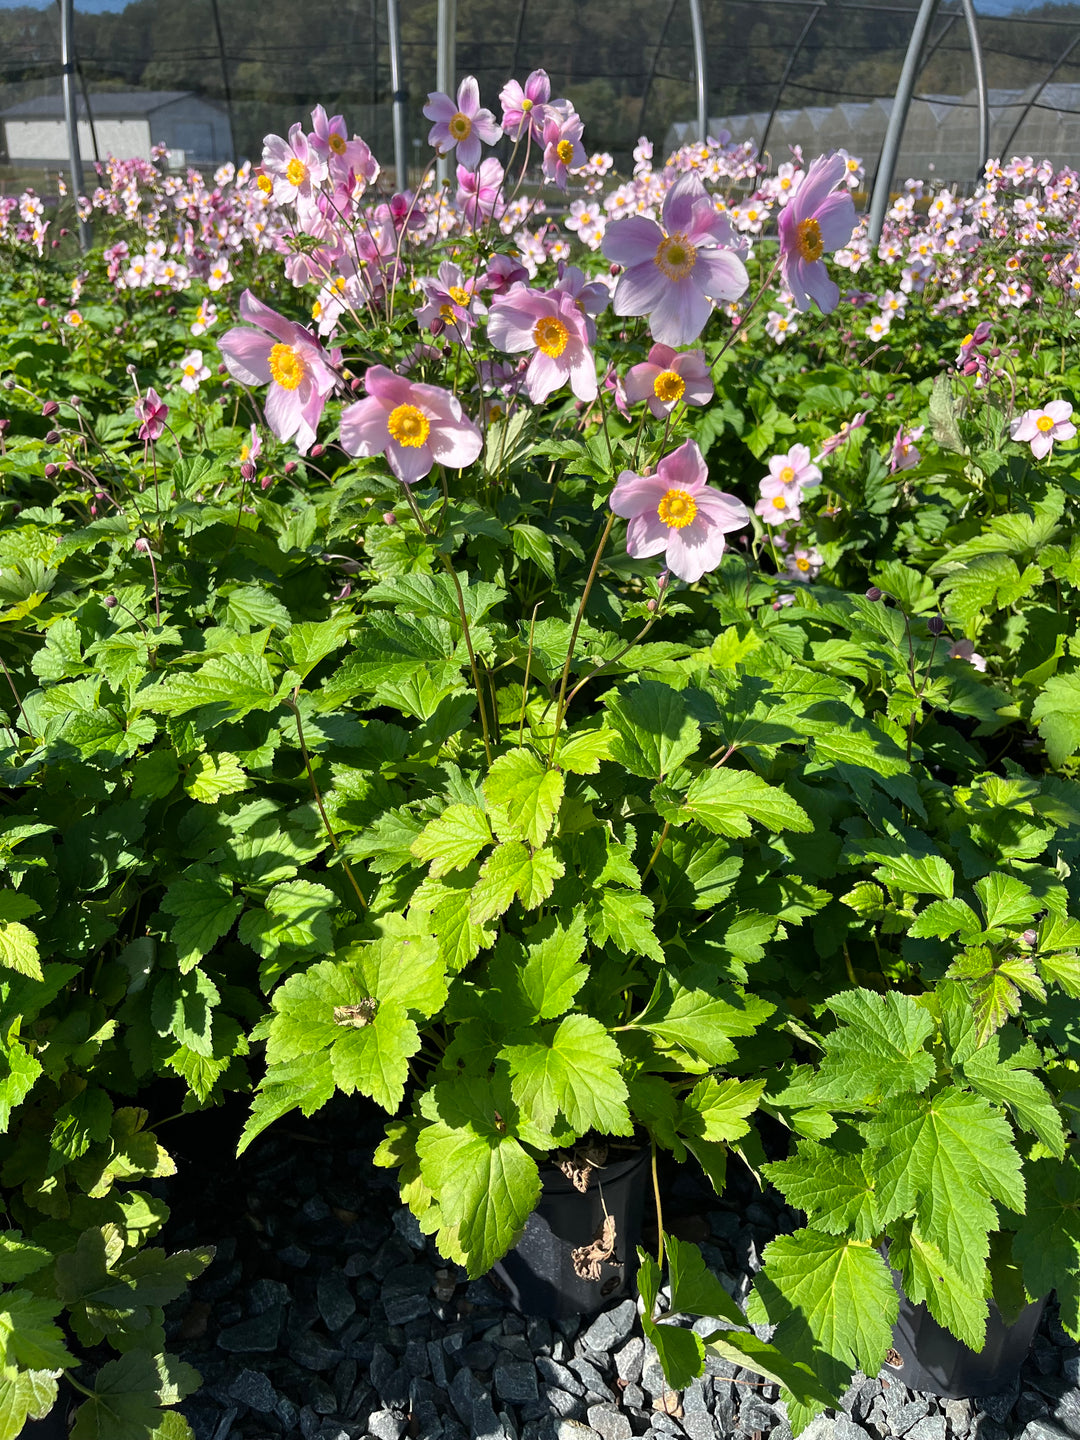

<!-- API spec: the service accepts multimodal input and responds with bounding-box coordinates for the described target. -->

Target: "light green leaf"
[484,749,563,849]
[908,898,981,941]
[518,912,589,1020]
[606,681,701,780]
[238,1052,335,1154]
[817,989,935,1103]
[665,1234,747,1327]
[70,1350,194,1440]
[330,999,420,1112]
[704,1330,836,1410]
[411,803,493,877]
[1032,672,1080,767]
[644,1316,705,1392]
[890,1225,989,1350]
[318,614,454,701]
[506,1014,632,1138]
[279,615,354,678]
[183,752,249,804]
[635,974,773,1067]
[975,873,1038,931]
[0,1042,43,1131]
[469,842,564,925]
[49,1086,113,1168]
[588,889,664,963]
[351,933,447,1018]
[0,891,39,922]
[0,1232,53,1282]
[417,1079,542,1276]
[555,725,616,775]
[746,1231,897,1386]
[0,1290,72,1371]
[680,1076,766,1146]
[962,1035,1066,1157]
[657,768,812,838]
[872,850,954,900]
[142,653,280,722]
[763,1141,878,1240]
[151,970,220,1059]
[0,919,42,980]
[0,1370,58,1440]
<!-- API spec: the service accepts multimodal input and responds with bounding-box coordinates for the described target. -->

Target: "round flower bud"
[44,462,58,478]
[383,511,397,526]
[310,444,325,458]
[45,430,60,444]
[240,461,256,482]
[927,616,945,635]
[104,595,118,609]
[284,461,297,475]
[41,400,59,418]
[866,586,883,602]
[1021,929,1038,947]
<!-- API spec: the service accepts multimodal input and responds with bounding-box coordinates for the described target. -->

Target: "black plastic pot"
[490,1147,650,1318]
[885,1268,1046,1399]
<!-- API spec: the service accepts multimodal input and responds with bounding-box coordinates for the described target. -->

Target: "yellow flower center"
[328,133,347,156]
[796,557,811,571]
[557,139,575,164]
[654,233,697,281]
[257,174,273,194]
[448,285,470,306]
[448,112,472,142]
[522,98,534,112]
[653,370,685,403]
[387,403,430,448]
[1037,414,1056,432]
[285,157,308,187]
[489,403,505,422]
[533,315,569,358]
[780,465,795,484]
[312,300,323,318]
[796,216,824,262]
[657,488,697,529]
[268,343,305,391]
[184,365,197,377]
[240,443,250,462]
[772,495,787,509]
[439,304,458,324]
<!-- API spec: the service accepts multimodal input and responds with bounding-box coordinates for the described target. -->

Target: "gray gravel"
[158,1097,1080,1440]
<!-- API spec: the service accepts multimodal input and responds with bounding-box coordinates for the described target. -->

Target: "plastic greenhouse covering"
[3,0,1080,192]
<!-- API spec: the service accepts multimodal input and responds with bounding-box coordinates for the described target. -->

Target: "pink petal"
[646,278,713,347]
[792,152,847,222]
[609,472,670,518]
[661,172,704,235]
[219,326,272,386]
[567,343,598,402]
[265,383,303,448]
[624,362,661,405]
[602,215,663,268]
[694,488,750,531]
[693,248,749,303]
[612,261,669,321]
[423,92,457,123]
[364,366,416,407]
[457,76,481,116]
[428,413,483,469]
[664,522,728,583]
[525,350,566,403]
[238,289,296,344]
[814,190,858,252]
[625,511,671,560]
[1046,400,1074,424]
[339,396,390,455]
[1031,432,1053,460]
[389,439,434,484]
[456,133,482,171]
[657,439,707,492]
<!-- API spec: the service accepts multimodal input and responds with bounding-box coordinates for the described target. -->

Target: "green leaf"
[764,1141,878,1240]
[555,725,616,775]
[417,1078,542,1276]
[364,573,506,626]
[635,974,773,1067]
[183,752,249,804]
[869,1089,1024,1283]
[588,889,664,964]
[888,1225,988,1351]
[411,804,493,877]
[0,891,39,922]
[160,868,242,973]
[510,912,589,1021]
[606,681,701,780]
[1032,672,1080,767]
[1010,1156,1080,1304]
[71,1351,197,1440]
[665,1234,747,1327]
[218,583,291,632]
[0,1290,72,1371]
[679,1077,766,1146]
[49,1085,113,1169]
[470,842,564,925]
[962,1034,1066,1158]
[0,1232,53,1282]
[142,653,280,722]
[644,1316,705,1392]
[656,768,812,838]
[151,970,220,1058]
[908,898,981,941]
[975,873,1038,931]
[238,1053,335,1154]
[505,1014,632,1138]
[279,615,355,679]
[0,919,42,980]
[484,750,563,849]
[872,850,954,900]
[330,999,420,1112]
[319,614,454,701]
[0,1370,58,1440]
[816,989,936,1103]
[703,1330,836,1410]
[512,523,556,579]
[746,1231,897,1391]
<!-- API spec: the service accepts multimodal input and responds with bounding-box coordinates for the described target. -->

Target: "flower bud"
[43,462,58,478]
[59,228,69,238]
[104,595,118,609]
[261,476,273,491]
[36,297,47,308]
[866,586,883,602]
[927,616,945,635]
[647,598,658,611]
[241,461,256,482]
[383,511,397,526]
[284,461,297,475]
[217,362,227,374]
[0,419,9,435]
[41,399,59,418]
[1021,929,1038,947]
[310,443,325,458]
[351,376,364,391]
[45,429,60,444]
[41,320,50,332]
[167,305,177,317]
[134,537,151,554]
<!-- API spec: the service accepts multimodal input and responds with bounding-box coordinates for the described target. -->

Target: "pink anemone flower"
[778,152,857,314]
[1009,401,1076,459]
[339,367,483,485]
[624,344,713,418]
[609,439,749,584]
[541,104,586,191]
[763,444,822,492]
[456,158,504,228]
[500,69,551,141]
[487,283,597,404]
[218,290,341,456]
[308,105,378,187]
[424,77,501,171]
[262,123,328,205]
[135,387,168,442]
[602,171,749,346]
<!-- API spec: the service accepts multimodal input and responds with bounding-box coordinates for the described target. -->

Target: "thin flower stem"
[640,820,670,884]
[518,602,542,746]
[0,653,30,736]
[651,1139,665,1270]
[289,688,368,912]
[547,508,616,765]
